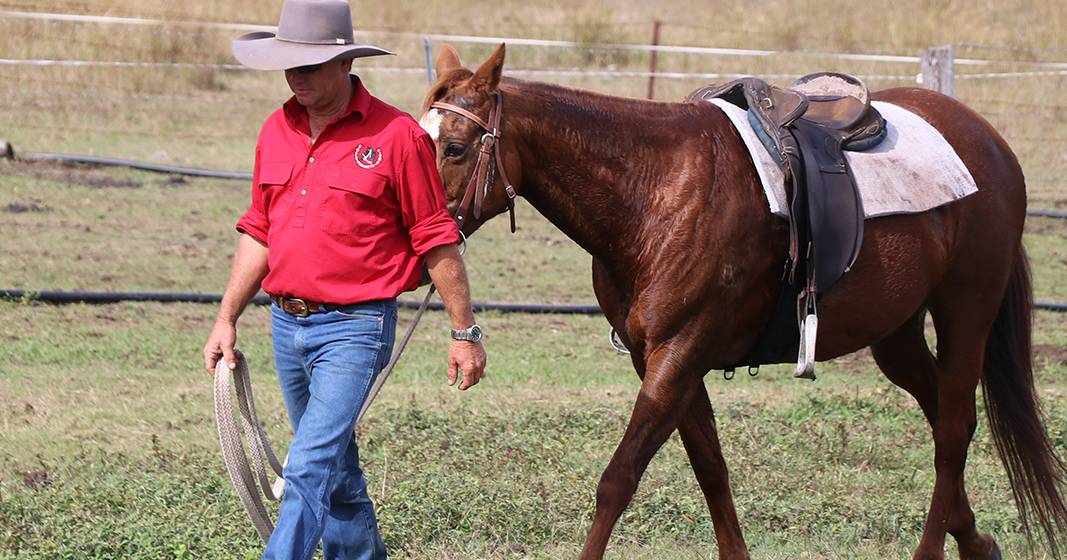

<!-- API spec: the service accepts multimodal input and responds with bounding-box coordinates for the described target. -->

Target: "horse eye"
[444,143,466,158]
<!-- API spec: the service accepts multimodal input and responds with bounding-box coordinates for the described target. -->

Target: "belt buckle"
[286,297,310,317]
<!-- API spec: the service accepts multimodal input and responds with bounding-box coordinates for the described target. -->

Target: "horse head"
[419,43,521,236]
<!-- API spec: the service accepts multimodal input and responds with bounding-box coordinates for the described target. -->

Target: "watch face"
[470,325,482,341]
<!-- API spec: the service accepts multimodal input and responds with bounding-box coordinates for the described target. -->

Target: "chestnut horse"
[419,44,1067,559]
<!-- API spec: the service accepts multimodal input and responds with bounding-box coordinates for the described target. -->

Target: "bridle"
[429,90,517,233]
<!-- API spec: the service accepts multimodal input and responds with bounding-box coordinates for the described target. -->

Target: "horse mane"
[501,78,694,120]
[423,68,698,124]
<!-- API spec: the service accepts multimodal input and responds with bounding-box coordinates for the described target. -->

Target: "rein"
[430,90,518,233]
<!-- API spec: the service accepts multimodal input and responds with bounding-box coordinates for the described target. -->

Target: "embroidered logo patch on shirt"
[355,144,383,169]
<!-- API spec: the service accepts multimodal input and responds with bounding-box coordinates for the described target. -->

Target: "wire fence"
[1,12,1062,168]
[1,10,1065,310]
[1,12,1062,185]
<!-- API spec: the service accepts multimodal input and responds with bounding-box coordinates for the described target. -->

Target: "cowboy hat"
[232,0,393,71]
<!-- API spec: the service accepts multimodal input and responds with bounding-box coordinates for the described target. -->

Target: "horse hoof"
[987,541,1001,560]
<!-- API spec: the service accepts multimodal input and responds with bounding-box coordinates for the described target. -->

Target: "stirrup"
[794,312,818,380]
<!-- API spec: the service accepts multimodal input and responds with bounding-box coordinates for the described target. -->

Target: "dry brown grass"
[0,0,1064,203]
[5,0,1063,49]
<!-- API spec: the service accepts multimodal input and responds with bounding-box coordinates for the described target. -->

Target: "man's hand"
[204,319,241,375]
[425,243,487,391]
[204,234,268,376]
[447,339,486,390]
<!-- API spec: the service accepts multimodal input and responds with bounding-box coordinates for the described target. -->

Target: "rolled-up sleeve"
[235,147,269,245]
[398,130,461,255]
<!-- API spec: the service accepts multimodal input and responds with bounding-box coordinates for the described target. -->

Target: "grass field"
[1,160,1067,559]
[2,0,1067,558]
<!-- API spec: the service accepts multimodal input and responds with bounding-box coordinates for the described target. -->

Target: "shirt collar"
[283,75,372,130]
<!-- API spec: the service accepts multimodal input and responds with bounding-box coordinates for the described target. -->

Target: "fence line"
[4,10,1067,69]
[0,57,919,81]
[957,43,1067,55]
[3,88,280,104]
[14,124,253,139]
[0,9,273,32]
[0,58,248,70]
[957,70,1067,79]
[3,57,1052,83]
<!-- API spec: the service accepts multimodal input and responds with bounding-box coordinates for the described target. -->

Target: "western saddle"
[687,72,888,379]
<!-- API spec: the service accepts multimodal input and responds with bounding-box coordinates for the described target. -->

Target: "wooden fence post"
[920,44,955,97]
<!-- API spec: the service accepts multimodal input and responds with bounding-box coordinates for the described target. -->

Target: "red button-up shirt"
[236,77,459,304]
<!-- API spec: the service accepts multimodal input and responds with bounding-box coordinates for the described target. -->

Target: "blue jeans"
[262,299,397,560]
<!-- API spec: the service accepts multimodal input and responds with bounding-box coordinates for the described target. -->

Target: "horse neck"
[505,82,699,265]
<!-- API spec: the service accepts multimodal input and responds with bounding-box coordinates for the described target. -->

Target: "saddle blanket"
[706,98,978,218]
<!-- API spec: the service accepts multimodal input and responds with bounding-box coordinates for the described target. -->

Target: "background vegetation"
[1,1,1066,558]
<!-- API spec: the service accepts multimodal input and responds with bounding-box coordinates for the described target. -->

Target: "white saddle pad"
[706,98,978,218]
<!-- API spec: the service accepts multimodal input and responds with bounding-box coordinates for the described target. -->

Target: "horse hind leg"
[872,309,999,560]
[676,384,750,559]
[578,345,702,560]
[871,309,939,424]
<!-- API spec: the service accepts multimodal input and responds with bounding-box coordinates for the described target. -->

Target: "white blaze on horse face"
[419,109,444,141]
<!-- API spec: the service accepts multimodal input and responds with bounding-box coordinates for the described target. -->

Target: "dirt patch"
[22,469,49,489]
[159,243,208,258]
[0,159,143,189]
[1034,343,1067,364]
[3,203,49,213]
[829,348,876,371]
[83,176,142,189]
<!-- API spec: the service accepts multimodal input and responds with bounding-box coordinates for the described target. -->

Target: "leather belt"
[271,296,335,317]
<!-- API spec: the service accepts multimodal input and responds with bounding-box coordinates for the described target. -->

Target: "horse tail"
[981,244,1067,553]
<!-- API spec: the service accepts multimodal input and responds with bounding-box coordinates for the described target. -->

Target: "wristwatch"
[450,324,483,342]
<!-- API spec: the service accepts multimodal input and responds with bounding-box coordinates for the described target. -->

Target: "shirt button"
[308,156,316,163]
[300,189,307,195]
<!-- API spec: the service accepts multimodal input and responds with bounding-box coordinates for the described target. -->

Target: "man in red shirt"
[202,1,486,558]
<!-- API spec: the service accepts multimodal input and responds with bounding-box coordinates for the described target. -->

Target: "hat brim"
[232,31,394,71]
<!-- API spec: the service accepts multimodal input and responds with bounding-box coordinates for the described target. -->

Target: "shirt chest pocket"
[317,167,392,238]
[258,162,295,224]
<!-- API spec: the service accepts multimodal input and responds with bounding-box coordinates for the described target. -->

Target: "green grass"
[2,1,1067,556]
[1,302,1067,558]
[2,162,1067,558]
[1,300,1066,559]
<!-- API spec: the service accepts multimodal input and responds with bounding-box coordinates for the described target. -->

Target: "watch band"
[450,324,483,342]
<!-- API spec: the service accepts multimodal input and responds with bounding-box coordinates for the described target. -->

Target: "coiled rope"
[213,287,436,542]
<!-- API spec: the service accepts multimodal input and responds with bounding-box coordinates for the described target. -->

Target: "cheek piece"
[426,91,517,233]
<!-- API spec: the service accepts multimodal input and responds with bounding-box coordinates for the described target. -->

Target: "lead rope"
[214,283,439,543]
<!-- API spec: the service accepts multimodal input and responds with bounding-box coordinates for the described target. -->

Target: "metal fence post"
[646,20,662,100]
[920,45,955,97]
[423,36,435,84]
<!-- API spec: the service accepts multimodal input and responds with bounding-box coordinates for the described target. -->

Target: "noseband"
[429,90,517,233]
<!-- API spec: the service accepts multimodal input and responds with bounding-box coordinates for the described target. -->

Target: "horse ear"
[435,44,463,77]
[469,43,506,93]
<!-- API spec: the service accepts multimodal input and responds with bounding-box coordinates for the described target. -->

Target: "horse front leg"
[578,345,701,560]
[677,384,750,559]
